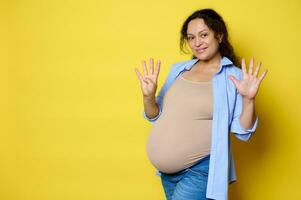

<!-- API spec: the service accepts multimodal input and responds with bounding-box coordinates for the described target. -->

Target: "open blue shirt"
[142,56,258,200]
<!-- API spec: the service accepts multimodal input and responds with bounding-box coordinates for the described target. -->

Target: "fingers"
[229,75,239,88]
[135,67,150,85]
[142,77,155,86]
[142,60,148,76]
[144,77,154,85]
[254,61,261,77]
[150,58,154,74]
[134,67,143,82]
[135,58,159,84]
[141,58,160,76]
[248,57,254,75]
[258,69,268,82]
[244,57,262,78]
[154,59,161,78]
[143,77,149,84]
[241,58,247,76]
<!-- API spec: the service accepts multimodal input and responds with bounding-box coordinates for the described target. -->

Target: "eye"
[201,33,208,38]
[187,36,194,41]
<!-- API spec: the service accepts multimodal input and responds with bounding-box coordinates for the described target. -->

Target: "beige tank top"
[146,72,213,174]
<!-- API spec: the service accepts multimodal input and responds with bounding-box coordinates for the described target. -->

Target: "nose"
[194,36,203,47]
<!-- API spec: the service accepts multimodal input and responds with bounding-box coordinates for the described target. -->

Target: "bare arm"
[143,95,159,119]
[240,98,257,129]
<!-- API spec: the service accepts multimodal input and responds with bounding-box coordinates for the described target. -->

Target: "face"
[186,18,222,61]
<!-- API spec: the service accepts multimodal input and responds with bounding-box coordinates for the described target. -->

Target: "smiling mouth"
[196,47,208,53]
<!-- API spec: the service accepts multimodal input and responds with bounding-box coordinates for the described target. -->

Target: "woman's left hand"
[228,58,268,100]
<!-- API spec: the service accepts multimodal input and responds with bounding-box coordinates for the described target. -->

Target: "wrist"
[143,95,156,102]
[242,96,255,104]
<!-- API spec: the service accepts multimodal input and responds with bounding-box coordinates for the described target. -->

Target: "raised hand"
[134,58,161,98]
[228,58,268,100]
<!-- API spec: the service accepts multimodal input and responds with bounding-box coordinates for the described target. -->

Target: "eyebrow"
[187,29,208,36]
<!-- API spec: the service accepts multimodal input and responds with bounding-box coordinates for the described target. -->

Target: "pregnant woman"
[134,8,267,200]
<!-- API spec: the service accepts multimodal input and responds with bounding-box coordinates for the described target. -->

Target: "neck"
[197,53,222,70]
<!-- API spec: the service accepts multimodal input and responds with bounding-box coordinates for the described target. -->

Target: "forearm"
[143,96,160,119]
[239,98,257,129]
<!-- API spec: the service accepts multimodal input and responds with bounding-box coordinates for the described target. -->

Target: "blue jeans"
[159,155,211,200]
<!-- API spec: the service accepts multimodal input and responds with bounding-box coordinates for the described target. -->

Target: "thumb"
[145,77,155,85]
[228,75,239,88]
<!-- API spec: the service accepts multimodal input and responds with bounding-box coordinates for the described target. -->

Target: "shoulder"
[170,59,197,71]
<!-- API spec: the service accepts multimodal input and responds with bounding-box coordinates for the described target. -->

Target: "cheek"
[208,40,220,51]
[187,43,198,54]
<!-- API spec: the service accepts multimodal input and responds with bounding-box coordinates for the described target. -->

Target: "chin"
[195,54,211,61]
[194,51,218,61]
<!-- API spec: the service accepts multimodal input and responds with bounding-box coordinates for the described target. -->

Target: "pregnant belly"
[146,119,212,174]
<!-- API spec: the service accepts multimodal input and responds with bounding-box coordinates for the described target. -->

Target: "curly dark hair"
[180,8,240,67]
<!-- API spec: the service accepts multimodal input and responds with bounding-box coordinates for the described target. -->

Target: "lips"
[196,47,208,53]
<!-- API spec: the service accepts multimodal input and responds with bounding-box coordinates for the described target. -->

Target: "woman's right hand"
[134,58,161,98]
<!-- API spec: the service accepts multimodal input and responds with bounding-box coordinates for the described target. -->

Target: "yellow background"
[1,0,300,199]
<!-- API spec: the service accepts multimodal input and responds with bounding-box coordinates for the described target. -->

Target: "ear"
[218,33,224,43]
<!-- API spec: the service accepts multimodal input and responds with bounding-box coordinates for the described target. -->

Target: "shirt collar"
[184,56,233,73]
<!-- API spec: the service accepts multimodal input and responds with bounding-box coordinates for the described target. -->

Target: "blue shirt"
[142,56,258,200]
